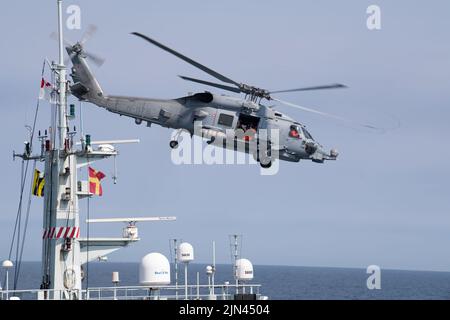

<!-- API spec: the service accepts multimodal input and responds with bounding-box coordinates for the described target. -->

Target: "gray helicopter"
[66,32,355,168]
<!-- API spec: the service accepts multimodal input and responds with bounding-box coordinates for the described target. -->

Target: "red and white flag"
[39,78,54,102]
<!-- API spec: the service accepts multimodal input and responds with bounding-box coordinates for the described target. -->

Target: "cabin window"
[235,114,260,142]
[218,113,234,127]
[289,125,301,139]
[236,114,259,132]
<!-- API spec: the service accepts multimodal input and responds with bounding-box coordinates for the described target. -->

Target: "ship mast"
[56,0,67,149]
[37,1,146,300]
[39,0,81,299]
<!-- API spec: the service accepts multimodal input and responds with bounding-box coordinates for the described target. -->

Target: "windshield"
[302,127,314,140]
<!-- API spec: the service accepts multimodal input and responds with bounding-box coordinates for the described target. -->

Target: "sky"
[0,0,449,272]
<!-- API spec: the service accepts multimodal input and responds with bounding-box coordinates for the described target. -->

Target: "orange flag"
[89,167,106,196]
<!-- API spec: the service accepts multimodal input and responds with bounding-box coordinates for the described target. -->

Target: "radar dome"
[2,260,13,268]
[139,252,170,286]
[236,258,254,281]
[177,242,194,263]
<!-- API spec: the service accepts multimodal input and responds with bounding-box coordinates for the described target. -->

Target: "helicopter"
[65,31,363,168]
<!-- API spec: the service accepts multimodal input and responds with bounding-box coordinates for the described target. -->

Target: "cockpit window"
[302,127,314,140]
[289,125,301,139]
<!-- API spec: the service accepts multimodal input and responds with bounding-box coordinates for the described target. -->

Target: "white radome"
[139,252,170,286]
[236,258,254,281]
[178,242,194,263]
[2,260,13,268]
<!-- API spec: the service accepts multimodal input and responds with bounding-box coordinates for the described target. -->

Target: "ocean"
[3,262,450,300]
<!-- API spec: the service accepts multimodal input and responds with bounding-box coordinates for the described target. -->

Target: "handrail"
[0,283,262,300]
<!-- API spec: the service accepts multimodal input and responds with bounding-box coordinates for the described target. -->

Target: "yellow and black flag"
[32,169,45,197]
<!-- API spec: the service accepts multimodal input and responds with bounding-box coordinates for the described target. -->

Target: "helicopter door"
[236,113,260,142]
[202,110,236,146]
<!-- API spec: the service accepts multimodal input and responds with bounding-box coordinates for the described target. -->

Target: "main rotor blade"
[85,51,105,67]
[272,97,379,130]
[269,83,347,94]
[131,32,240,87]
[179,75,242,93]
[80,24,98,45]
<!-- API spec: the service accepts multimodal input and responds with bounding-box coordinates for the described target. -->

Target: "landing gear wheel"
[259,156,272,169]
[258,143,272,169]
[260,161,272,169]
[169,140,179,149]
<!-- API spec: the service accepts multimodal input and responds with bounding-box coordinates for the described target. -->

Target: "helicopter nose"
[309,145,339,163]
[330,148,339,158]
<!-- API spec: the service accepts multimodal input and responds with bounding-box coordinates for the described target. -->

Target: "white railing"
[0,284,263,300]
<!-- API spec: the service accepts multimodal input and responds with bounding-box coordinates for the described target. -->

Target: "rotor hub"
[72,42,83,53]
[239,84,271,101]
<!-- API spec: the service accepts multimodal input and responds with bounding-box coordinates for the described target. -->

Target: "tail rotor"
[50,24,105,67]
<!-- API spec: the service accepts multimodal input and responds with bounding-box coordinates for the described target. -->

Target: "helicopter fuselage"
[84,90,336,166]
